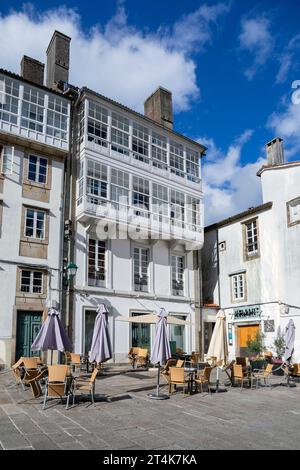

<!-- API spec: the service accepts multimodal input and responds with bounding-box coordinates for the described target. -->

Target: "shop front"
[226,305,263,359]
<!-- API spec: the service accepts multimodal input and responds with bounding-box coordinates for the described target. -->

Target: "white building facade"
[202,138,300,361]
[73,88,205,362]
[0,67,70,368]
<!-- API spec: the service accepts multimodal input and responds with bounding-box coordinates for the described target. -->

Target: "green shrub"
[272,330,285,359]
[247,331,266,357]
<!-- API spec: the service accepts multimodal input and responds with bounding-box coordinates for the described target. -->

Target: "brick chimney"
[46,30,71,90]
[20,56,44,86]
[144,87,173,129]
[265,137,284,166]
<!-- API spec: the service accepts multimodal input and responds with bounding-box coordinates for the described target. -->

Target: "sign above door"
[233,305,261,321]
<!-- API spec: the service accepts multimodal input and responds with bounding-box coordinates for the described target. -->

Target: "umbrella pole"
[147,362,169,400]
[51,350,53,365]
[156,363,161,397]
[211,366,227,393]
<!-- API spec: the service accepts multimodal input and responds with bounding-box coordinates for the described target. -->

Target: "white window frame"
[27,154,48,184]
[231,273,246,301]
[20,269,43,294]
[87,238,107,288]
[24,207,46,240]
[133,246,150,292]
[245,219,259,256]
[171,254,185,296]
[1,145,14,175]
[287,197,300,227]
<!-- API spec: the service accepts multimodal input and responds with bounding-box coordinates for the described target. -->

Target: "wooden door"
[16,311,42,360]
[238,324,259,357]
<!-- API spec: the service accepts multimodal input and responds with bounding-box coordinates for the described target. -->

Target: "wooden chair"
[194,366,212,393]
[64,351,72,365]
[69,353,82,373]
[160,359,176,386]
[43,365,70,410]
[12,357,25,388]
[136,348,149,368]
[176,347,184,355]
[27,368,48,398]
[190,352,200,365]
[176,359,184,368]
[72,368,99,406]
[168,367,189,395]
[128,347,140,368]
[236,357,247,367]
[232,364,253,390]
[252,363,273,388]
[291,363,300,382]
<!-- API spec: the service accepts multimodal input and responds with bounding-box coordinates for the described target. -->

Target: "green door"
[84,310,97,355]
[16,311,42,360]
[131,312,151,351]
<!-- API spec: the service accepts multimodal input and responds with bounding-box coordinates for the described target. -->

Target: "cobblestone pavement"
[0,366,300,450]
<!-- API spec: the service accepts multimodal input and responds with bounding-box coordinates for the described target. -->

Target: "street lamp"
[66,261,78,286]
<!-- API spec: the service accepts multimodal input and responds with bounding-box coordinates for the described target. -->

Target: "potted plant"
[271,329,285,376]
[247,331,266,370]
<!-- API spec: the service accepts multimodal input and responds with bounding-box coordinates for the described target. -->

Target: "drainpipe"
[193,249,202,357]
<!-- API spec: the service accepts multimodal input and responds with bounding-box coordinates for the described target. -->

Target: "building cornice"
[257,160,300,176]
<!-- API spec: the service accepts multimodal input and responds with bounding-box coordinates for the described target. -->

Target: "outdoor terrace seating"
[43,364,71,410]
[168,367,190,395]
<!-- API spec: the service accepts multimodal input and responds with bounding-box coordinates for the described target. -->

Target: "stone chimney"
[46,30,71,90]
[20,56,44,86]
[144,87,173,129]
[265,137,284,166]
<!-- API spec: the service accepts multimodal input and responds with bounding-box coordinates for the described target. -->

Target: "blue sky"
[1,0,300,223]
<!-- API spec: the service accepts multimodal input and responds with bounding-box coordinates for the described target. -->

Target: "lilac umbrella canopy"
[284,319,296,363]
[150,308,171,365]
[89,304,112,364]
[31,308,72,361]
[148,308,171,400]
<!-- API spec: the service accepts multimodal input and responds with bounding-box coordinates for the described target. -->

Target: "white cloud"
[239,16,274,80]
[268,98,300,158]
[0,3,229,112]
[200,132,264,225]
[276,34,300,84]
[166,3,230,54]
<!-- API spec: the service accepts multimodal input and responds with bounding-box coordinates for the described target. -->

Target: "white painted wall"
[0,144,65,367]
[202,163,300,361]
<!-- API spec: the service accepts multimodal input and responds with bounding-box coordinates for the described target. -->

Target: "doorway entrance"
[238,324,259,357]
[16,311,42,360]
[84,310,97,355]
[131,312,151,350]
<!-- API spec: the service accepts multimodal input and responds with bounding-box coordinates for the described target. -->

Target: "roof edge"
[257,160,300,176]
[80,87,207,154]
[205,202,273,232]
[0,68,72,100]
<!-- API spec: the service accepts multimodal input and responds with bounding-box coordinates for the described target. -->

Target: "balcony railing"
[76,195,203,246]
[81,138,202,190]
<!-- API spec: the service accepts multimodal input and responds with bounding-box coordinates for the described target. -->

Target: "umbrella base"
[210,387,227,393]
[147,393,169,400]
[279,382,297,388]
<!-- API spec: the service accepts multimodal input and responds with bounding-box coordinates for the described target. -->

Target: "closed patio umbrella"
[89,304,112,365]
[31,308,73,364]
[283,319,296,387]
[284,319,295,363]
[148,308,171,400]
[206,309,228,393]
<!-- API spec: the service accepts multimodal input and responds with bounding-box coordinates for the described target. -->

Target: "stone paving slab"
[1,367,300,449]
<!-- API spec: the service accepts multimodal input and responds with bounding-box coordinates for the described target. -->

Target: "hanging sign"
[233,305,261,321]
